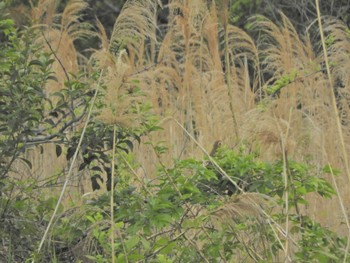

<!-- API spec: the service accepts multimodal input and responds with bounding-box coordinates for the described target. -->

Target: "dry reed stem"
[282,138,289,261]
[315,0,350,239]
[110,125,117,263]
[275,108,293,262]
[328,163,350,262]
[315,0,350,183]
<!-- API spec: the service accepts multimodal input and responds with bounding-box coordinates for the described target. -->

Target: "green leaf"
[314,249,340,261]
[125,236,140,250]
[55,144,62,157]
[19,157,32,169]
[322,164,340,176]
[154,214,173,226]
[91,166,102,172]
[161,241,176,254]
[122,139,134,151]
[140,237,150,250]
[79,162,88,171]
[116,254,127,263]
[157,254,173,263]
[28,60,43,67]
[51,92,65,100]
[115,222,124,229]
[66,147,76,160]
[47,75,58,82]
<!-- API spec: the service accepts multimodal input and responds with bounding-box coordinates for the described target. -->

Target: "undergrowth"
[1,0,350,262]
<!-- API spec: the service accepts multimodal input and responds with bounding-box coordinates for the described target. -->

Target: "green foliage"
[62,145,346,262]
[210,147,344,262]
[293,216,347,263]
[0,22,52,177]
[266,70,298,95]
[0,6,349,263]
[0,15,104,261]
[0,18,51,261]
[0,176,62,261]
[0,17,97,179]
[206,146,335,201]
[325,34,335,47]
[0,13,160,260]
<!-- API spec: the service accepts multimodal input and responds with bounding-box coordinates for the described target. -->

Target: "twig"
[25,109,86,144]
[40,31,70,82]
[126,59,163,77]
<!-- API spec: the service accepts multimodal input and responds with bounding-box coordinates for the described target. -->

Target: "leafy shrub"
[67,145,347,262]
[0,4,349,262]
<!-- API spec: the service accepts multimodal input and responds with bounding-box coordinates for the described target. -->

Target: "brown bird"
[209,140,222,157]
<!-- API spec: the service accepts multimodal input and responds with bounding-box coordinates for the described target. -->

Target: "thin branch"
[25,109,86,144]
[40,31,70,82]
[126,59,162,78]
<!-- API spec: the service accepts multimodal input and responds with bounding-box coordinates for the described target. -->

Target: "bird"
[209,140,222,157]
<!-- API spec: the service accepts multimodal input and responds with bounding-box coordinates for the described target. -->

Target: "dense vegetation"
[1,0,350,262]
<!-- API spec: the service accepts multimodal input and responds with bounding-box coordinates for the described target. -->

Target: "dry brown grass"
[29,0,91,93]
[15,0,350,236]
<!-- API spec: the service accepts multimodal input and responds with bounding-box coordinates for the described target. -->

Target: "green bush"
[69,145,347,262]
[0,9,348,263]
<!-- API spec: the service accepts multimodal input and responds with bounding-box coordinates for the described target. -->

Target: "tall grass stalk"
[222,0,239,140]
[110,125,117,263]
[315,1,350,183]
[328,163,350,262]
[315,0,350,259]
[282,149,290,262]
[281,110,292,262]
[273,108,292,262]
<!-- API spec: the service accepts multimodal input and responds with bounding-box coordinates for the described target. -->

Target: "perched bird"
[203,140,222,167]
[209,140,222,157]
